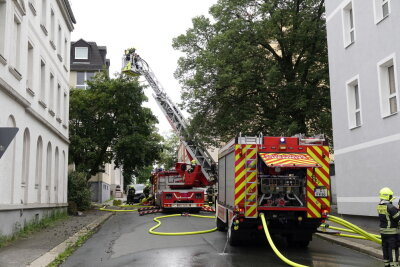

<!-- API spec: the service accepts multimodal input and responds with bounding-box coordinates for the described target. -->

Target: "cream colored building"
[0,0,75,236]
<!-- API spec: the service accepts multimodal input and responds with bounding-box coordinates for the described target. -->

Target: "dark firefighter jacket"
[377,200,400,234]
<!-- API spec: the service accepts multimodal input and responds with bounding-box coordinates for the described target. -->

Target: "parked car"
[126,184,146,204]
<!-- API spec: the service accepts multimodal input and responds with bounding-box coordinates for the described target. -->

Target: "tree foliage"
[69,72,163,180]
[173,0,331,145]
[156,132,180,170]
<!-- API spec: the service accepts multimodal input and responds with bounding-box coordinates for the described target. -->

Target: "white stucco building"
[0,0,75,236]
[326,0,400,216]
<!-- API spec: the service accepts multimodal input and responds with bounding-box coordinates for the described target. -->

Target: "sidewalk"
[0,209,112,267]
[316,206,383,260]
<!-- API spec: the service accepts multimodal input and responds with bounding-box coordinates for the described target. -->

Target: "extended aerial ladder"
[122,49,217,183]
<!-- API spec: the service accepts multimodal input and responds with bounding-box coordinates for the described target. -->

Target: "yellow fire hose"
[260,213,309,267]
[320,223,381,239]
[326,215,381,244]
[149,214,217,236]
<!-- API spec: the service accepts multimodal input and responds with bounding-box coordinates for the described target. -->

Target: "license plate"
[172,203,192,207]
[314,186,328,198]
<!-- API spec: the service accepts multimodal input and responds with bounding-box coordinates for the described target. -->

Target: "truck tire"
[216,217,227,232]
[228,225,240,246]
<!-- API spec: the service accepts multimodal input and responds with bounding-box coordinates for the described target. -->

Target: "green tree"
[69,72,163,180]
[157,132,179,170]
[173,0,331,145]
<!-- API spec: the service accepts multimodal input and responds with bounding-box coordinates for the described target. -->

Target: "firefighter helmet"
[380,187,394,201]
[191,159,197,165]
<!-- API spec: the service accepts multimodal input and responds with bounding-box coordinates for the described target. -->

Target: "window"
[40,60,46,101]
[27,42,34,90]
[46,142,52,203]
[49,73,55,111]
[63,91,68,123]
[75,47,88,59]
[21,128,30,205]
[342,1,355,47]
[57,83,61,118]
[346,77,362,128]
[35,137,43,203]
[54,148,59,203]
[378,55,398,117]
[41,0,47,28]
[64,38,68,66]
[50,9,55,46]
[374,0,390,23]
[0,1,7,58]
[11,15,21,70]
[57,25,62,57]
[76,71,95,89]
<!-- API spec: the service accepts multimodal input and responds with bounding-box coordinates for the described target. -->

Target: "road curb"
[28,212,113,267]
[315,233,383,260]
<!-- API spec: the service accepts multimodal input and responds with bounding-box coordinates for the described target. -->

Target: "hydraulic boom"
[122,48,217,183]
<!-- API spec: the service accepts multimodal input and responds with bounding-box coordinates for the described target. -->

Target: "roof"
[70,39,110,72]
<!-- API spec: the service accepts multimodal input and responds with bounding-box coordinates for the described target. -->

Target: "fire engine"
[122,48,217,210]
[216,134,330,246]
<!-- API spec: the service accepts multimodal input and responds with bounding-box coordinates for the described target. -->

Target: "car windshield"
[133,184,145,191]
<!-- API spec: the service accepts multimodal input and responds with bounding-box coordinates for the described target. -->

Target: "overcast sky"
[70,0,218,136]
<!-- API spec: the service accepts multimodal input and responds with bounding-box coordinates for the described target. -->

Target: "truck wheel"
[216,217,227,232]
[228,225,240,246]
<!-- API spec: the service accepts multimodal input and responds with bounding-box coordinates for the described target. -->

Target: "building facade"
[69,39,122,202]
[0,0,75,236]
[326,0,400,216]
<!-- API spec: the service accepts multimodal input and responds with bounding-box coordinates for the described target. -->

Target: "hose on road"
[324,215,381,244]
[149,214,217,236]
[260,213,309,267]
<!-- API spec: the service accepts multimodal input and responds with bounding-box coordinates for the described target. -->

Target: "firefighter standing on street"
[377,187,400,267]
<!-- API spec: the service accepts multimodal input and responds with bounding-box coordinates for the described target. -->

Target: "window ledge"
[26,87,35,97]
[29,2,37,16]
[56,117,62,123]
[382,112,398,119]
[376,14,389,25]
[63,65,68,72]
[8,66,22,81]
[349,125,361,131]
[38,99,47,109]
[345,41,355,49]
[62,124,68,129]
[0,54,7,65]
[49,40,56,51]
[57,54,63,62]
[48,109,55,117]
[40,24,48,36]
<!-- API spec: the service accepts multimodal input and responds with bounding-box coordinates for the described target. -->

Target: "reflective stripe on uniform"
[393,212,400,219]
[380,228,398,234]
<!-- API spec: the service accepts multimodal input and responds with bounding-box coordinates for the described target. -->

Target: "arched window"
[0,115,17,204]
[21,128,30,204]
[46,142,52,203]
[54,147,59,203]
[35,137,43,203]
[62,150,66,203]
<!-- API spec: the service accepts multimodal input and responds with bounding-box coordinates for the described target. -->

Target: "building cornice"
[0,77,70,144]
[0,203,68,211]
[56,0,76,32]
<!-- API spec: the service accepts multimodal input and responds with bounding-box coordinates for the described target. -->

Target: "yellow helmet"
[191,160,197,164]
[380,187,394,201]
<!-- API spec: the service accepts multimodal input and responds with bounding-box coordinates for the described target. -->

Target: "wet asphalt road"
[62,211,382,267]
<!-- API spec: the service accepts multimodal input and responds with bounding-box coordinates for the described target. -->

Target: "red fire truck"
[216,135,330,246]
[151,163,211,210]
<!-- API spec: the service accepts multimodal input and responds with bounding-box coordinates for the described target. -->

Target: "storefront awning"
[259,153,320,168]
